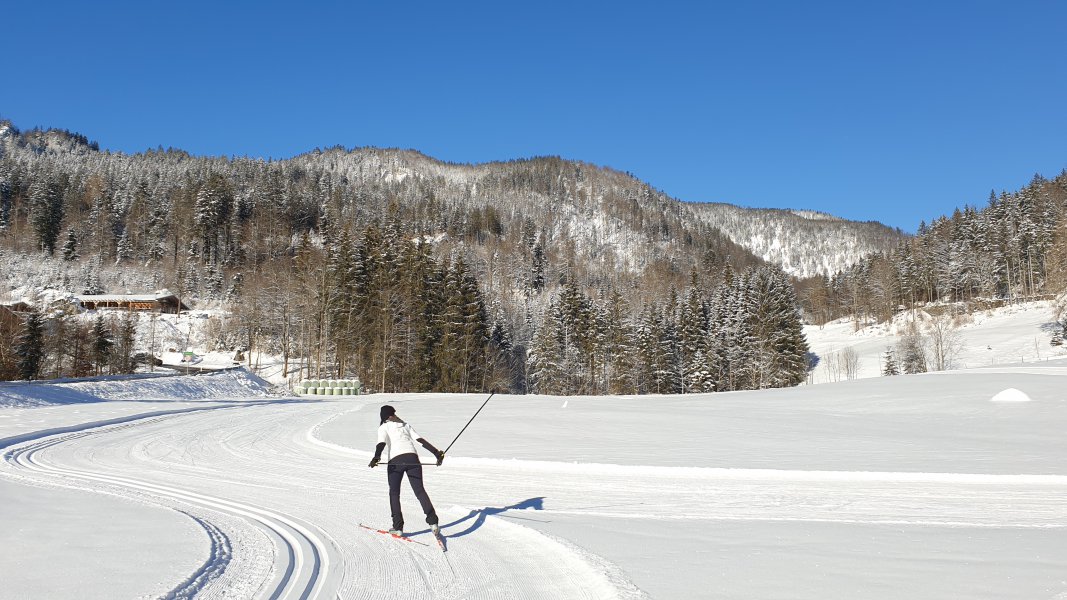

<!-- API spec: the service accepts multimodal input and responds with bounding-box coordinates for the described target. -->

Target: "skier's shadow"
[433,497,546,540]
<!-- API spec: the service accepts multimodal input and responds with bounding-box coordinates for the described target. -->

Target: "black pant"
[387,453,438,530]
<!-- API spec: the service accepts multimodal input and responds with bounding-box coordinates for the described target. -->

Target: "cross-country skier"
[368,405,445,536]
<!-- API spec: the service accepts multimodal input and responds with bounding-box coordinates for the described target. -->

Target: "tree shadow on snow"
[425,497,547,540]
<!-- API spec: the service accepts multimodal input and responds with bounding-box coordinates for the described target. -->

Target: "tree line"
[798,172,1067,325]
[529,265,809,395]
[0,309,139,381]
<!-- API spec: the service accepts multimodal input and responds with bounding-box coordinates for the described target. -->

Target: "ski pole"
[444,392,494,454]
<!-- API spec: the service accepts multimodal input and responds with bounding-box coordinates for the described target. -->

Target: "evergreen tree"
[29,176,64,255]
[205,265,224,300]
[225,272,244,304]
[113,315,138,374]
[0,166,11,231]
[528,300,566,394]
[193,173,234,264]
[91,316,113,375]
[81,258,105,294]
[635,304,668,393]
[66,321,93,378]
[897,330,927,374]
[718,275,756,391]
[62,227,79,261]
[530,243,546,293]
[602,288,636,394]
[746,266,809,388]
[679,286,711,392]
[16,311,46,380]
[115,230,133,264]
[882,347,900,376]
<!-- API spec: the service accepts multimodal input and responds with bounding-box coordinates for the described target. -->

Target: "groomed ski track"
[4,384,1067,599]
[0,400,648,599]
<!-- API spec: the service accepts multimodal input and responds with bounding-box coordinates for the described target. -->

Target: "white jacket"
[377,420,423,461]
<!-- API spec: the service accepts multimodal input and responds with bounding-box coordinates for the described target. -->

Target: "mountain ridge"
[0,119,904,281]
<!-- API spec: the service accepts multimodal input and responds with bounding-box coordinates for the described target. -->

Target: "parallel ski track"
[1,404,331,600]
[2,398,653,599]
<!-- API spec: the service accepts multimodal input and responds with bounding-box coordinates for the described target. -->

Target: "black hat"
[380,405,396,424]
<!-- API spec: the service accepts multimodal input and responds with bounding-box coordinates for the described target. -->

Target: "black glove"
[369,457,380,468]
[436,451,445,466]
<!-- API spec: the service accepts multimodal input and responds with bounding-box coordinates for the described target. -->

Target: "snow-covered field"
[3,362,1067,599]
[805,299,1067,384]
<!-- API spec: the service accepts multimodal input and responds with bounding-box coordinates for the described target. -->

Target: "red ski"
[359,523,429,546]
[431,528,447,552]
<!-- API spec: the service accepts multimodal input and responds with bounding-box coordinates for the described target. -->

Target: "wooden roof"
[74,293,191,312]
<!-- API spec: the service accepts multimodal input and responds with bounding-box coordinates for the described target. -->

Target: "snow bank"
[990,388,1032,403]
[0,368,275,407]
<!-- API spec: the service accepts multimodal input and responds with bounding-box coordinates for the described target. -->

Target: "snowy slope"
[0,368,273,408]
[805,299,1067,384]
[686,202,904,277]
[3,365,1067,599]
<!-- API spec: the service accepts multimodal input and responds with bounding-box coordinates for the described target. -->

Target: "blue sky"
[2,1,1065,232]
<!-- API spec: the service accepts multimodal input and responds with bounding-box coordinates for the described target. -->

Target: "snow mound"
[0,368,275,407]
[990,388,1032,403]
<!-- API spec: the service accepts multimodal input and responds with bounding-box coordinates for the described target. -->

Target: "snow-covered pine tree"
[62,227,79,261]
[113,314,138,374]
[115,230,133,264]
[325,230,357,374]
[193,173,234,264]
[718,272,757,391]
[205,265,224,300]
[601,288,636,394]
[679,285,711,393]
[633,304,663,394]
[527,298,567,394]
[743,266,809,388]
[897,331,927,374]
[530,243,546,293]
[561,280,605,393]
[225,271,243,304]
[29,175,64,255]
[658,291,683,394]
[456,257,490,391]
[81,257,104,295]
[0,164,11,231]
[882,347,900,376]
[91,316,113,376]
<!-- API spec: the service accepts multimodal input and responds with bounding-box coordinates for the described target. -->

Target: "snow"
[2,363,1067,598]
[990,388,1032,403]
[686,202,901,277]
[804,299,1067,384]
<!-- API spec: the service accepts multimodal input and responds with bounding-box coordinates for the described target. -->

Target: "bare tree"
[926,313,962,371]
[822,347,841,382]
[841,346,860,380]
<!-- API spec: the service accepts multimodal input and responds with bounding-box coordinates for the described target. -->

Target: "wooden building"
[1,300,34,314]
[74,293,190,314]
[0,304,21,329]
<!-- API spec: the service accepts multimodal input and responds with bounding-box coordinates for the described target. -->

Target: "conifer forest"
[1,122,1065,393]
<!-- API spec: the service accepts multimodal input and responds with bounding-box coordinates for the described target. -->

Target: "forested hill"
[0,121,900,281]
[796,171,1067,327]
[688,203,903,278]
[0,120,889,394]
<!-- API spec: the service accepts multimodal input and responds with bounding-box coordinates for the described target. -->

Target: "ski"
[432,528,456,575]
[432,529,447,552]
[359,523,429,546]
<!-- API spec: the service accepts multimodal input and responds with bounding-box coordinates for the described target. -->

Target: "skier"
[368,405,445,536]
